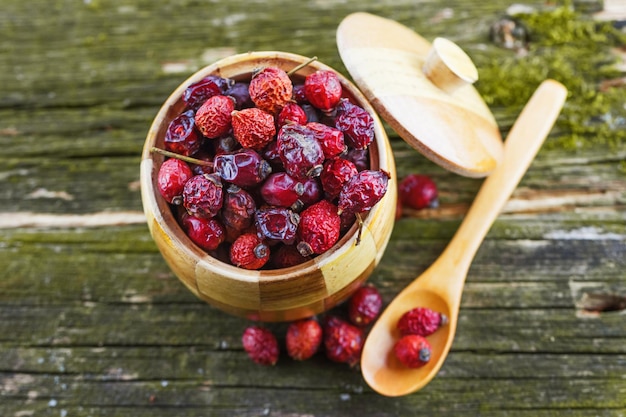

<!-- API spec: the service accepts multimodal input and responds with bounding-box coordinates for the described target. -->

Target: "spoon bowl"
[361,79,568,396]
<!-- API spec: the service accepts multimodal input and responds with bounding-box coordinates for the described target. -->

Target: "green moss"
[474,5,626,151]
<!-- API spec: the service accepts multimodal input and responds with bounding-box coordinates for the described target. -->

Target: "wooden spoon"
[361,79,568,397]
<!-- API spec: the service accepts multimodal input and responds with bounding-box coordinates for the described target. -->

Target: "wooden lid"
[337,12,503,177]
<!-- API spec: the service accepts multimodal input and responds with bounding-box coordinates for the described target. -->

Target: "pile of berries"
[155,63,389,269]
[242,284,383,367]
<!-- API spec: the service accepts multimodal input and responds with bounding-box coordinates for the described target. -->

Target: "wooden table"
[2,1,625,415]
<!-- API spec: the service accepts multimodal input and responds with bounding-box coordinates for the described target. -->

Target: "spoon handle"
[444,80,567,283]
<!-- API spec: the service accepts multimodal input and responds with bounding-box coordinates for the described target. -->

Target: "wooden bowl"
[140,51,397,322]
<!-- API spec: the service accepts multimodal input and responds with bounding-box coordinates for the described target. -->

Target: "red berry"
[298,178,323,207]
[344,148,369,172]
[297,200,340,256]
[338,169,389,215]
[181,215,226,251]
[231,108,277,150]
[194,95,235,139]
[320,157,358,200]
[397,307,448,337]
[334,98,375,150]
[242,326,279,366]
[292,84,308,103]
[213,148,272,188]
[277,124,325,180]
[286,319,322,360]
[221,185,256,231]
[260,172,304,208]
[271,244,310,268]
[182,173,224,219]
[398,174,439,210]
[164,110,202,156]
[183,75,232,110]
[348,284,383,327]
[230,233,270,270]
[304,70,343,112]
[255,207,300,245]
[277,102,308,127]
[157,158,193,205]
[394,334,431,368]
[306,122,346,158]
[323,316,364,367]
[249,66,293,114]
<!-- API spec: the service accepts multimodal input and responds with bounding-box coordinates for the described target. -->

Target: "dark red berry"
[297,200,340,256]
[334,98,375,150]
[249,66,293,114]
[394,334,431,368]
[277,124,325,180]
[277,102,307,127]
[225,82,253,109]
[183,75,232,110]
[188,149,214,175]
[164,110,202,157]
[242,326,279,366]
[304,70,343,113]
[348,284,383,327]
[272,244,310,268]
[221,185,256,231]
[255,206,299,245]
[301,104,320,123]
[307,122,346,158]
[320,157,358,200]
[286,319,322,361]
[344,148,369,172]
[292,84,308,103]
[262,140,282,168]
[397,307,448,337]
[323,316,364,367]
[230,233,270,270]
[213,135,240,156]
[194,95,235,139]
[183,173,224,219]
[157,158,193,205]
[260,172,304,208]
[182,215,226,251]
[231,108,277,151]
[338,169,389,215]
[398,174,439,210]
[213,148,272,188]
[298,178,323,207]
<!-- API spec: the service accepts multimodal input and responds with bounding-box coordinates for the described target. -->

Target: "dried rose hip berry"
[272,244,310,268]
[348,284,383,327]
[304,70,343,113]
[221,185,256,231]
[260,172,304,208]
[334,98,375,149]
[298,178,323,207]
[397,307,448,337]
[249,66,293,114]
[286,319,322,361]
[323,316,364,367]
[255,206,300,245]
[277,124,325,180]
[338,169,389,215]
[213,148,272,188]
[214,135,240,156]
[398,174,439,210]
[183,173,224,219]
[394,334,431,368]
[345,148,369,172]
[320,157,358,200]
[292,84,308,103]
[187,149,214,176]
[277,102,308,127]
[225,82,253,109]
[183,75,232,110]
[231,108,277,150]
[181,215,226,251]
[242,326,279,366]
[164,110,201,157]
[194,95,235,139]
[297,200,340,256]
[306,122,346,159]
[157,158,193,205]
[230,232,270,270]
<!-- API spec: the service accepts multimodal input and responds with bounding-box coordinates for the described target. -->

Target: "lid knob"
[423,37,478,94]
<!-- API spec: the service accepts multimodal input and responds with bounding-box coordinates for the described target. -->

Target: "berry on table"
[323,316,364,367]
[164,109,201,157]
[230,232,270,270]
[297,200,340,256]
[231,108,277,150]
[334,98,375,150]
[394,334,431,368]
[398,174,439,210]
[338,169,389,215]
[249,66,293,114]
[157,158,193,205]
[213,148,272,188]
[348,284,383,327]
[397,307,448,337]
[242,326,279,365]
[182,173,224,219]
[181,215,226,251]
[304,70,343,113]
[277,123,325,180]
[286,318,322,361]
[194,95,235,139]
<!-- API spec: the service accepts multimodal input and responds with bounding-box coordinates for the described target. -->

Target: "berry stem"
[287,56,318,76]
[151,146,213,167]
